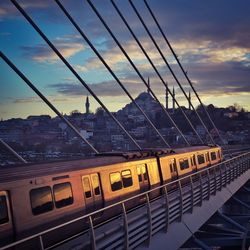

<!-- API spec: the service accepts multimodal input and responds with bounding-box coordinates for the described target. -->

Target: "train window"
[142,165,148,181]
[137,167,142,182]
[110,172,122,191]
[91,174,101,196]
[53,182,73,209]
[0,195,9,224]
[211,152,217,161]
[122,170,133,188]
[82,177,92,198]
[197,154,205,164]
[179,158,189,170]
[30,186,53,215]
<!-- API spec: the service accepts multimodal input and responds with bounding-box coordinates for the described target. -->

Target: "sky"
[1,0,250,120]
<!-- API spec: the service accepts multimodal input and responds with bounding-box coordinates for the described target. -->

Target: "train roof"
[0,155,130,183]
[0,145,220,183]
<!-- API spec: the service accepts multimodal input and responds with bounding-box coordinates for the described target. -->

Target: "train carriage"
[0,145,222,248]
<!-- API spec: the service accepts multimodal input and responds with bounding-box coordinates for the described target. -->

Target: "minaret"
[172,86,175,114]
[188,90,191,110]
[147,77,150,94]
[85,95,90,114]
[165,85,169,110]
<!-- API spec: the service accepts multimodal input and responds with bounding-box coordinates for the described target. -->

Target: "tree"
[95,107,104,116]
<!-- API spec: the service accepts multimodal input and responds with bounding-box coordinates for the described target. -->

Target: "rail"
[1,152,250,250]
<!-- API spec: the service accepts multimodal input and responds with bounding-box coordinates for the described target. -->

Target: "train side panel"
[8,176,84,239]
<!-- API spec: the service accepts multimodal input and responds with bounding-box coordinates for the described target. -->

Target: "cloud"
[0,0,50,18]
[73,64,88,72]
[12,96,42,104]
[48,81,125,97]
[171,40,250,65]
[21,35,85,63]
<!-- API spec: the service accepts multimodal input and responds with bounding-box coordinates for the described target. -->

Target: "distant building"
[224,112,239,118]
[172,86,175,114]
[147,77,152,95]
[85,96,90,114]
[188,90,191,110]
[80,129,93,140]
[166,85,169,110]
[196,125,206,136]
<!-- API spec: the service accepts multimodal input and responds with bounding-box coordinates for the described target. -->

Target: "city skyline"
[1,0,250,120]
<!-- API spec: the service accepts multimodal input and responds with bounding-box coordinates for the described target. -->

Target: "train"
[0,144,222,248]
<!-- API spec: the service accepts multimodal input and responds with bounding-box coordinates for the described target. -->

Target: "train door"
[0,191,14,246]
[136,164,149,193]
[82,174,103,214]
[169,158,178,181]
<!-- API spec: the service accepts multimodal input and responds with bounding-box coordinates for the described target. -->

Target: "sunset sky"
[1,0,250,120]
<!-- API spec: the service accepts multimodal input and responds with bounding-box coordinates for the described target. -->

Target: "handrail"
[1,151,250,250]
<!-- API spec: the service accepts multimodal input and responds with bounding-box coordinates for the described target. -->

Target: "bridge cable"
[0,137,27,164]
[110,0,204,145]
[11,0,142,151]
[128,0,215,145]
[144,0,226,147]
[85,0,189,146]
[55,0,171,148]
[1,52,99,154]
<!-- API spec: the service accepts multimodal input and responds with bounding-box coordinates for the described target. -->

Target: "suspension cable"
[143,0,225,146]
[11,0,142,151]
[85,0,189,146]
[110,0,203,145]
[128,0,215,145]
[55,0,170,147]
[1,52,99,154]
[0,138,27,164]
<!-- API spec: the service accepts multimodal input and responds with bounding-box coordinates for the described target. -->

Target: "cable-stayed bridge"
[1,1,250,249]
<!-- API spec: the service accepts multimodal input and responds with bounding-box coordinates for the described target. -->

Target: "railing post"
[229,161,233,183]
[189,175,194,212]
[199,172,203,206]
[233,158,237,180]
[248,155,250,170]
[236,157,240,177]
[213,167,217,194]
[122,202,129,250]
[247,155,250,170]
[239,157,243,176]
[243,156,246,173]
[224,162,228,186]
[146,193,152,246]
[206,169,210,200]
[39,235,44,250]
[178,180,183,219]
[225,162,229,184]
[163,186,169,232]
[243,156,246,172]
[89,215,96,250]
[219,164,223,191]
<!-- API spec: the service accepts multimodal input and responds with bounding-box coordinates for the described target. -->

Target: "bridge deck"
[1,152,250,250]
[139,166,250,249]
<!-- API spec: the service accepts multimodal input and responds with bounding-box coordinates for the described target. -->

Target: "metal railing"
[1,152,250,250]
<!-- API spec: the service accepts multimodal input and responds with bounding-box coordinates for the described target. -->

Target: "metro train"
[0,145,222,248]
